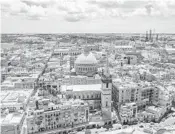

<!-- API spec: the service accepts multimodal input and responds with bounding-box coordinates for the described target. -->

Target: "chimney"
[156,34,158,41]
[149,29,152,41]
[146,31,148,41]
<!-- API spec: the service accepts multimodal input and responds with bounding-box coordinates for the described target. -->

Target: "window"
[106,83,108,88]
[106,101,108,107]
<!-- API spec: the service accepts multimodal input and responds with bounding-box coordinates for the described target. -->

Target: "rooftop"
[1,89,33,104]
[0,112,24,125]
[146,106,165,113]
[75,52,98,65]
[61,84,101,92]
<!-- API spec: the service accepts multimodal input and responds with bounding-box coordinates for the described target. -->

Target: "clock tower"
[101,49,112,121]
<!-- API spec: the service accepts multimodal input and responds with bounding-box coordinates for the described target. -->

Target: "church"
[62,48,115,124]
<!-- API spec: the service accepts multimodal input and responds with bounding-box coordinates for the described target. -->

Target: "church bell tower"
[101,49,112,121]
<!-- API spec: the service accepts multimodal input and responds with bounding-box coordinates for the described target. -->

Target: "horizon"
[1,32,175,34]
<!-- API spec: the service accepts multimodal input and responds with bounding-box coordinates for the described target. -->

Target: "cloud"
[145,3,153,15]
[87,0,122,9]
[26,6,47,20]
[57,1,94,22]
[144,0,175,17]
[1,0,51,20]
[120,0,147,9]
[1,0,175,21]
[64,14,86,22]
[87,0,147,9]
[21,0,57,8]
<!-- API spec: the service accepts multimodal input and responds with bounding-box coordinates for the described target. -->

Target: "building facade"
[26,99,89,134]
[120,103,137,124]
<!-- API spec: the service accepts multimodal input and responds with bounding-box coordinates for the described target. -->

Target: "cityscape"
[1,0,175,134]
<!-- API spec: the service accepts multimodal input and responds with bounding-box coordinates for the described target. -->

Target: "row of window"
[114,48,133,51]
[3,106,23,111]
[76,67,96,71]
[73,94,100,99]
[70,80,100,85]
[45,112,61,117]
[45,112,84,118]
[44,118,85,128]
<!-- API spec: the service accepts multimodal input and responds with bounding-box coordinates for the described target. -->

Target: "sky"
[1,0,175,33]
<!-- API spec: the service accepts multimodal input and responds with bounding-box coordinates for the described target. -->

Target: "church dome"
[75,52,97,64]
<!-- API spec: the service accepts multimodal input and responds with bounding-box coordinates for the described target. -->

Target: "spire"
[146,31,148,41]
[69,53,71,79]
[104,47,110,77]
[149,29,152,41]
[156,34,158,41]
[84,39,89,55]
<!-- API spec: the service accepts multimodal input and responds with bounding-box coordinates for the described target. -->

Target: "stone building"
[26,99,89,134]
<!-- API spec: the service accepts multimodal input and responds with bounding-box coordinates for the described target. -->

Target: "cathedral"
[70,48,113,123]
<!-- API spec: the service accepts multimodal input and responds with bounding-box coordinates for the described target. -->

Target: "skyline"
[1,0,175,33]
[1,1,175,133]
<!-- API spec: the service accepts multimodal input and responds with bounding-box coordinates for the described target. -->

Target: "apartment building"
[112,81,140,109]
[112,80,159,110]
[26,99,89,134]
[1,112,25,134]
[120,103,137,124]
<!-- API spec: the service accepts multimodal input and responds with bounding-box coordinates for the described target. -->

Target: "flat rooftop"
[0,113,24,125]
[61,84,101,92]
[1,89,33,104]
[146,106,164,113]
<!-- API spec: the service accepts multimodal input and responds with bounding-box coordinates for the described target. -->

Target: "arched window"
[106,83,109,88]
